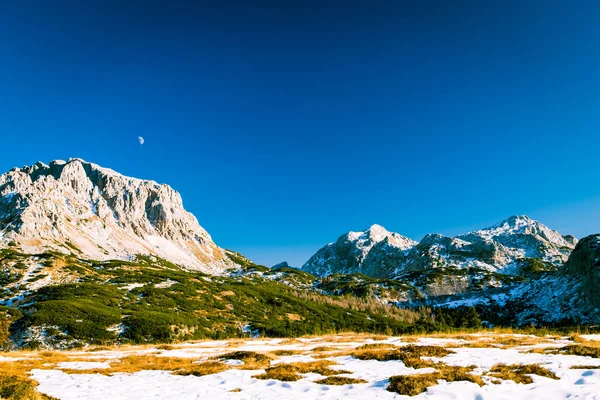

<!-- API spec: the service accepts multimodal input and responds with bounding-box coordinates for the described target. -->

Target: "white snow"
[24,335,600,400]
[579,335,600,342]
[57,362,111,370]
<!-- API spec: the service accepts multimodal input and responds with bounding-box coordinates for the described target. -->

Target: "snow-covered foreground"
[20,335,600,399]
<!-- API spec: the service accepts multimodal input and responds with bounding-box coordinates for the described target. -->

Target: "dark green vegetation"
[317,273,423,301]
[0,250,495,349]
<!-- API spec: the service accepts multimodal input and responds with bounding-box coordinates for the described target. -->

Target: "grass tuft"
[355,343,397,350]
[0,372,58,400]
[253,360,349,381]
[488,364,559,384]
[351,345,453,369]
[387,365,483,396]
[271,350,303,356]
[315,376,367,385]
[558,345,600,358]
[218,351,273,369]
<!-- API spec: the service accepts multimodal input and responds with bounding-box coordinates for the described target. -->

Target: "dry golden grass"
[355,343,397,350]
[314,376,367,385]
[0,372,58,400]
[570,365,600,369]
[488,364,559,384]
[310,346,339,352]
[279,338,303,345]
[0,351,81,400]
[59,355,230,377]
[253,360,350,381]
[156,345,175,350]
[217,351,274,369]
[351,345,454,369]
[225,339,247,347]
[548,345,600,358]
[452,335,556,350]
[301,333,390,343]
[271,350,304,356]
[387,365,483,396]
[85,346,112,352]
[174,362,230,377]
[568,337,600,347]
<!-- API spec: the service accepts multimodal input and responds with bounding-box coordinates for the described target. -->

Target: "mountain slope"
[0,159,234,273]
[426,234,600,326]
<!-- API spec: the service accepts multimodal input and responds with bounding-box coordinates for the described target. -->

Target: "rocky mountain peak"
[304,216,578,279]
[0,158,235,273]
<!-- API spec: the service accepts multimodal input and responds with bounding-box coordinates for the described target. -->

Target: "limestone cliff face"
[0,158,235,273]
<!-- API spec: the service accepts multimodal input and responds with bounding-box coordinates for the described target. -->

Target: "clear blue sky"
[1,1,599,267]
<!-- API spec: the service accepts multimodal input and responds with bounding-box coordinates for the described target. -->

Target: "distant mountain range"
[302,216,577,279]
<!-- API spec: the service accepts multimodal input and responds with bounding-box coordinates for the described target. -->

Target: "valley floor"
[5,333,600,399]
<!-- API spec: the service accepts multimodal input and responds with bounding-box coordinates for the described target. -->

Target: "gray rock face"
[0,159,235,273]
[563,234,600,304]
[303,216,577,279]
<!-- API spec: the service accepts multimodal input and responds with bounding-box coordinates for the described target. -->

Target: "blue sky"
[1,1,599,267]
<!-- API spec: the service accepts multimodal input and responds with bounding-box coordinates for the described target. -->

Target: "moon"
[138,136,145,145]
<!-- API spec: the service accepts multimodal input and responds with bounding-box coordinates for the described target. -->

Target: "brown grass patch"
[387,365,483,396]
[549,345,600,358]
[218,351,273,369]
[286,313,303,321]
[271,350,304,356]
[488,364,559,384]
[0,372,58,400]
[174,362,230,377]
[315,376,367,385]
[352,345,453,369]
[310,346,338,352]
[570,365,600,369]
[0,352,81,400]
[279,338,303,345]
[253,360,350,381]
[355,343,397,350]
[60,355,229,377]
[85,346,112,352]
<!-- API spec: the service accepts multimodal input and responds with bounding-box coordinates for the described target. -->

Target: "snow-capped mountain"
[302,216,577,279]
[456,215,576,270]
[302,224,417,276]
[0,159,235,273]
